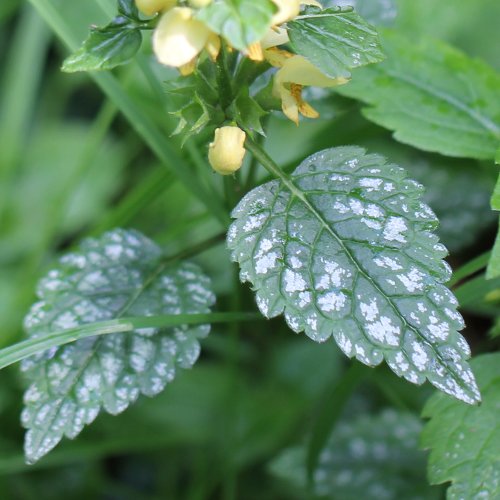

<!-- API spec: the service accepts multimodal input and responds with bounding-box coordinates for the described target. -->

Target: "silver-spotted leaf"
[228,146,479,404]
[271,409,438,500]
[422,353,500,499]
[287,7,385,79]
[21,229,215,463]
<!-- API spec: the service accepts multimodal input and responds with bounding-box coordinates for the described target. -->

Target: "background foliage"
[0,0,499,498]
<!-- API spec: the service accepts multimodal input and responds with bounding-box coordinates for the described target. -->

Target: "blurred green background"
[0,0,498,498]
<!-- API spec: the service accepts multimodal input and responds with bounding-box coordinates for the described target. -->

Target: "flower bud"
[208,126,247,175]
[135,0,176,17]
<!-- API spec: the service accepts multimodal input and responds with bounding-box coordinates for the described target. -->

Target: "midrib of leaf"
[25,250,195,449]
[376,67,500,140]
[244,137,471,395]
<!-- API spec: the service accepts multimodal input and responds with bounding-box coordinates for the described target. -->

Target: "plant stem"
[0,312,261,371]
[215,43,233,113]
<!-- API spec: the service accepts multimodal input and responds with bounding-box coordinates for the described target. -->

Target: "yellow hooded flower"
[135,0,176,17]
[208,126,247,175]
[153,7,220,71]
[268,50,349,123]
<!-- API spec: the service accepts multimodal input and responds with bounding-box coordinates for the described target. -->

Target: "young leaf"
[336,30,500,160]
[228,146,480,404]
[271,409,438,500]
[196,0,277,51]
[422,353,500,500]
[287,7,385,79]
[62,18,142,73]
[230,87,268,136]
[117,0,140,19]
[21,229,215,463]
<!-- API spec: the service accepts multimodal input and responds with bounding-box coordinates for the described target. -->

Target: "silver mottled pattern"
[21,229,215,463]
[228,146,479,404]
[272,409,435,500]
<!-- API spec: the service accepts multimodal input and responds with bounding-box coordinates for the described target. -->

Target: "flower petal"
[153,7,211,67]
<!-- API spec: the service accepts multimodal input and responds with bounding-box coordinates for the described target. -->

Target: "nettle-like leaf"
[287,7,385,79]
[422,353,500,499]
[271,409,438,500]
[165,60,224,142]
[196,0,277,51]
[336,30,500,160]
[62,17,142,73]
[374,143,495,254]
[21,229,215,463]
[228,146,480,404]
[230,87,268,136]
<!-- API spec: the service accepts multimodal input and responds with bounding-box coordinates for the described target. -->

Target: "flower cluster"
[136,0,350,174]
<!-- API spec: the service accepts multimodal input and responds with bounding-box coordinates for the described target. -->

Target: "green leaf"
[422,353,500,500]
[271,409,438,500]
[195,0,277,51]
[336,30,500,160]
[230,87,268,136]
[21,229,215,464]
[228,146,480,404]
[165,60,224,143]
[373,143,495,254]
[62,18,142,72]
[117,0,139,19]
[287,7,385,79]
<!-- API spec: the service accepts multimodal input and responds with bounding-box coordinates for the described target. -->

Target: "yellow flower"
[268,50,349,123]
[208,126,247,175]
[271,0,323,26]
[153,7,220,70]
[135,0,176,17]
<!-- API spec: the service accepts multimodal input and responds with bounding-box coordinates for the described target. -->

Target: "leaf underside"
[271,409,438,500]
[422,353,500,499]
[21,229,215,463]
[228,146,479,404]
[335,30,500,160]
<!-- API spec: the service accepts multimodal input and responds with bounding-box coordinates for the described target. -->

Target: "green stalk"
[449,250,491,287]
[215,43,234,113]
[0,312,261,371]
[28,0,230,227]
